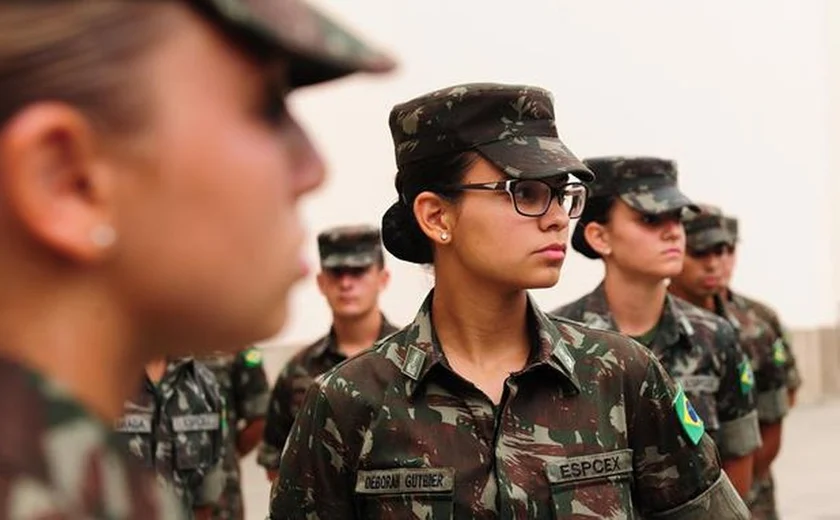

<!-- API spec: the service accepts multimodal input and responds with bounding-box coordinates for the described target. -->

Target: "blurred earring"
[440,232,449,241]
[90,224,117,248]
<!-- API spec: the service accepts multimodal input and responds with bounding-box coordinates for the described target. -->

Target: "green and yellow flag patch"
[243,347,263,368]
[673,384,705,445]
[772,339,787,366]
[739,359,755,395]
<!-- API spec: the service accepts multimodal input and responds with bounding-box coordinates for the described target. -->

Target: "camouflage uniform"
[258,225,398,472]
[722,216,795,520]
[270,84,748,519]
[201,347,271,520]
[554,156,760,460]
[115,359,226,517]
[554,284,761,462]
[270,294,749,519]
[0,357,185,518]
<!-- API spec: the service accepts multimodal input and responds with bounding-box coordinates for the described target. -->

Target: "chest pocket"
[171,412,221,472]
[354,467,455,520]
[114,413,154,467]
[548,449,636,520]
[676,375,721,432]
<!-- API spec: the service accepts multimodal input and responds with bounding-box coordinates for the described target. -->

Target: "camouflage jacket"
[727,290,801,392]
[269,292,749,519]
[257,316,398,471]
[201,348,271,520]
[714,295,789,424]
[0,356,185,519]
[553,283,761,460]
[115,359,225,517]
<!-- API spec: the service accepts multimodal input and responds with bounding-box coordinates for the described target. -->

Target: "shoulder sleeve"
[269,379,359,520]
[259,367,298,471]
[713,321,762,458]
[630,353,749,519]
[232,348,271,422]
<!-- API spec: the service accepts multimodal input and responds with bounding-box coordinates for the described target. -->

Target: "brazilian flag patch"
[739,359,755,395]
[243,347,263,368]
[772,339,787,366]
[673,384,705,445]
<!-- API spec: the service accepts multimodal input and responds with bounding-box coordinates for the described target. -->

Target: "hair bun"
[571,221,601,260]
[381,201,434,264]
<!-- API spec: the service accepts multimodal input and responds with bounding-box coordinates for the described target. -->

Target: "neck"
[0,276,143,422]
[431,266,530,369]
[333,308,383,357]
[603,268,667,336]
[669,284,714,311]
[145,358,168,384]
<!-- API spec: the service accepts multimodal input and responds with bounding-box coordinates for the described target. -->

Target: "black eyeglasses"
[441,179,588,218]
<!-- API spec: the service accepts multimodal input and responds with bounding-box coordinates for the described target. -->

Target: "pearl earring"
[90,224,117,248]
[440,232,449,241]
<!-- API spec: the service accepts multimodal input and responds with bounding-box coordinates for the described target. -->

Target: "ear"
[0,103,117,263]
[413,191,453,246]
[377,267,391,291]
[316,271,328,295]
[583,221,612,256]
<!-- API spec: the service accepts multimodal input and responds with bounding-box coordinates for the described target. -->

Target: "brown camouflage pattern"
[115,359,225,516]
[318,225,383,269]
[257,317,398,472]
[201,348,271,520]
[553,283,761,460]
[201,0,395,88]
[582,156,698,214]
[0,356,185,519]
[714,295,789,425]
[269,292,749,519]
[683,203,730,251]
[389,83,593,182]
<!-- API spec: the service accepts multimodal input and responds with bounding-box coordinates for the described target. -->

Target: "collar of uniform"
[400,291,581,398]
[312,313,397,360]
[151,358,194,401]
[713,293,741,332]
[580,283,694,352]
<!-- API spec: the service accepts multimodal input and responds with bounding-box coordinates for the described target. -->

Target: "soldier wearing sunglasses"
[553,157,760,499]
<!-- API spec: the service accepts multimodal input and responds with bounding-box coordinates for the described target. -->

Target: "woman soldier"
[0,1,392,517]
[270,84,748,519]
[551,157,761,498]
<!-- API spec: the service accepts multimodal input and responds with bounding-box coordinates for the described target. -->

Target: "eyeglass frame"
[437,179,589,218]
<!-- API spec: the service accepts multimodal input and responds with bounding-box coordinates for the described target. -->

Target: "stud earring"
[440,232,449,241]
[90,224,117,248]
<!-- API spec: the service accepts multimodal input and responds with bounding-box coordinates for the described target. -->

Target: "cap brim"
[205,0,396,88]
[687,229,730,251]
[321,253,377,269]
[619,185,700,215]
[476,136,594,182]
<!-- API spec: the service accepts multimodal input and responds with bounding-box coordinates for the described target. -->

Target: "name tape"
[172,413,220,432]
[548,449,633,485]
[356,467,454,495]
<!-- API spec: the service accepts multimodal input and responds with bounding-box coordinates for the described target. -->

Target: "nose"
[288,118,327,199]
[539,190,571,231]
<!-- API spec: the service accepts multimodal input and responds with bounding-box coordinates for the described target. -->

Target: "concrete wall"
[258,1,840,402]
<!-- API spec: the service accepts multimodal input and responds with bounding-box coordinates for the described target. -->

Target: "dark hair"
[381,152,477,264]
[571,195,617,260]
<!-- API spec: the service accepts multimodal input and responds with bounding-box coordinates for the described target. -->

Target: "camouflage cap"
[198,0,395,88]
[683,204,730,251]
[582,156,699,215]
[318,225,382,269]
[723,215,739,244]
[388,83,594,182]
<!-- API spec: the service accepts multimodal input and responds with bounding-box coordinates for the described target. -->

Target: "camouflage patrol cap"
[582,156,698,215]
[683,204,730,251]
[197,0,395,87]
[318,225,382,269]
[723,215,739,244]
[388,83,594,182]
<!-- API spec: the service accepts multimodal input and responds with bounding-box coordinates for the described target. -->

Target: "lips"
[537,244,567,254]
